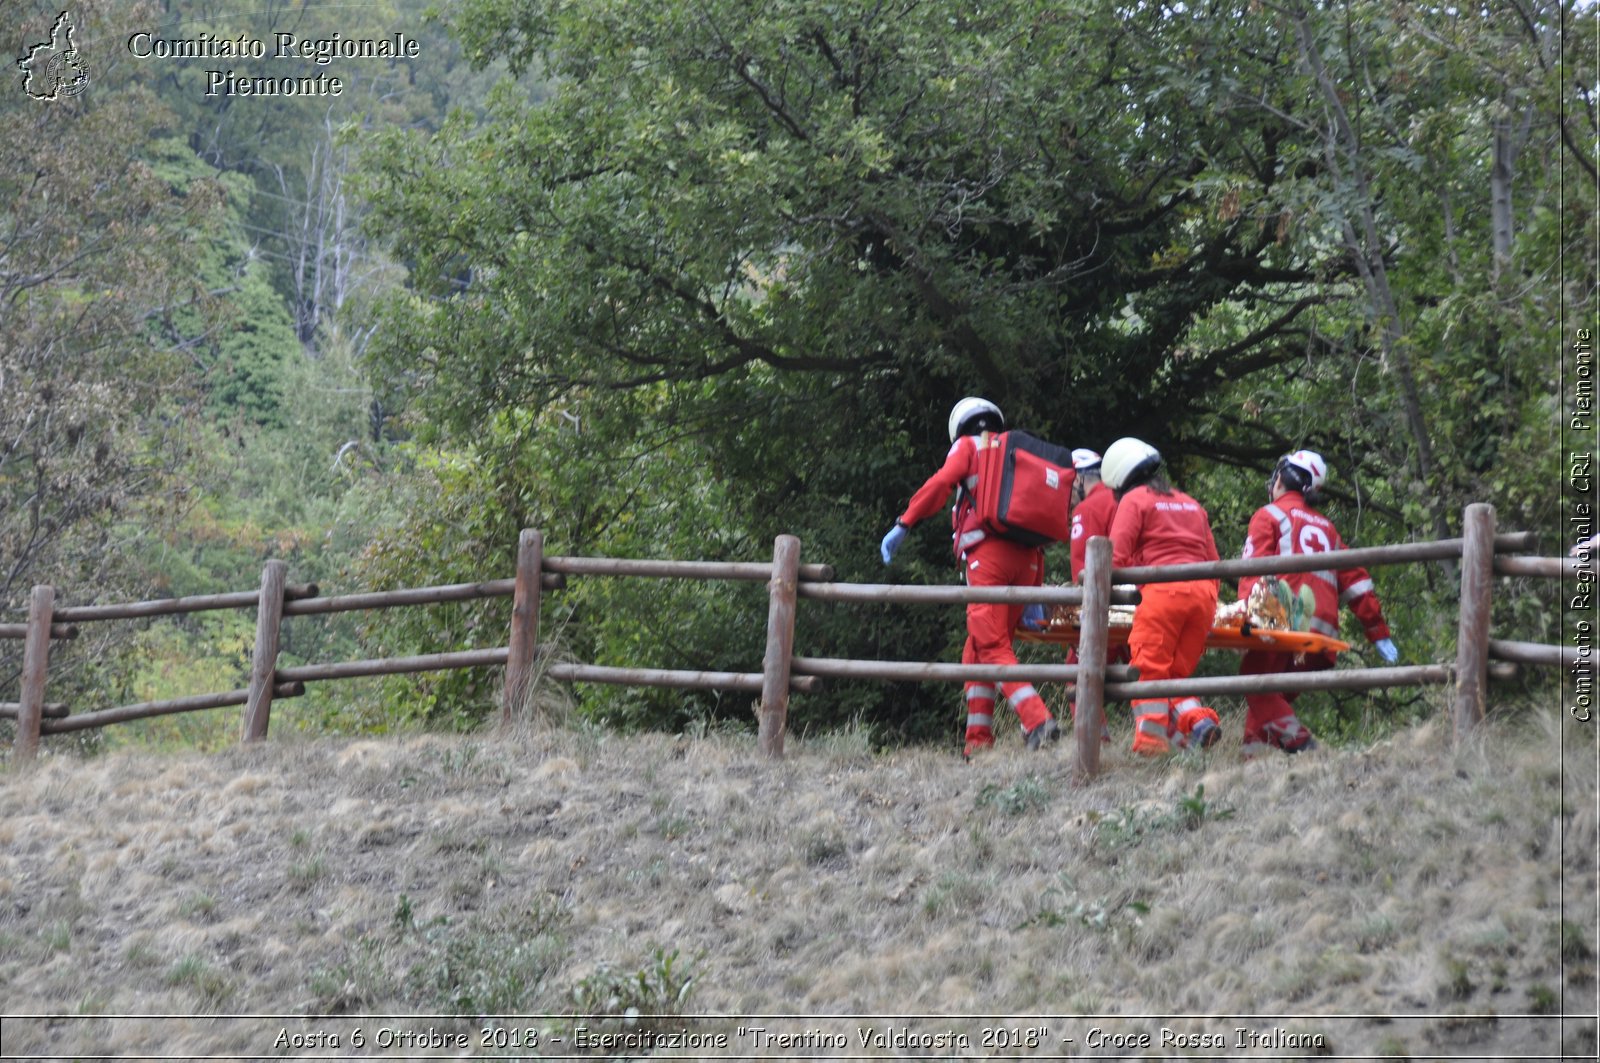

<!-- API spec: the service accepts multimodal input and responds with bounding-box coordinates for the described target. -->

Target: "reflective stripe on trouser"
[1173,697,1220,744]
[1132,707,1175,753]
[962,632,1050,733]
[965,684,996,744]
[1238,647,1335,739]
[1242,715,1314,754]
[1135,708,1174,738]
[961,538,1052,733]
[1126,579,1217,752]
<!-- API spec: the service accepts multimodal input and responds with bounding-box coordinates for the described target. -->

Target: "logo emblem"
[18,11,91,101]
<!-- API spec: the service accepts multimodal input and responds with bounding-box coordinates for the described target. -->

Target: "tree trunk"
[1291,7,1455,552]
[1490,110,1515,291]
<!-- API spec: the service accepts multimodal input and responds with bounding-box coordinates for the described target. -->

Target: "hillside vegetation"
[4,0,1591,743]
[0,705,1593,1059]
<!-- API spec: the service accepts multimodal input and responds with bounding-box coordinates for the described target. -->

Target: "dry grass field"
[0,704,1595,1060]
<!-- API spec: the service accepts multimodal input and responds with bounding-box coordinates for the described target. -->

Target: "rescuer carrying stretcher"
[1024,446,1400,759]
[880,398,1072,759]
[1101,437,1225,755]
[1062,447,1128,742]
[1234,450,1397,755]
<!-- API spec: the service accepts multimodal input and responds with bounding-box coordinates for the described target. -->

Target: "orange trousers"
[1127,579,1218,746]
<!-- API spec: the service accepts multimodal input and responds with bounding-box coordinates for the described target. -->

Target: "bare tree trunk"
[1490,92,1537,295]
[281,114,365,355]
[1490,111,1515,289]
[1439,186,1463,286]
[1291,7,1454,550]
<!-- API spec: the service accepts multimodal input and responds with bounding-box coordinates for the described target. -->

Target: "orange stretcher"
[1015,576,1351,656]
[1016,619,1350,656]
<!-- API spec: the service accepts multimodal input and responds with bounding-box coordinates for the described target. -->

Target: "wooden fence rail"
[48,584,320,623]
[0,701,68,719]
[2,501,1585,771]
[1487,639,1582,668]
[43,683,308,735]
[0,623,77,641]
[281,576,565,617]
[1112,529,1537,585]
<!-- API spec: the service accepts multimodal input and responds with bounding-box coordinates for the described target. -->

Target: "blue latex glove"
[880,523,908,565]
[1374,637,1398,663]
[1020,603,1047,631]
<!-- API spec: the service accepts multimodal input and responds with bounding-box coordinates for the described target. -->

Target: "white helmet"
[1071,448,1102,472]
[1280,449,1327,492]
[947,397,1003,442]
[1101,437,1161,491]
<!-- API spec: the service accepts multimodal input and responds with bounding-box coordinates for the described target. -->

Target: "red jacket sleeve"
[897,438,972,528]
[1331,529,1392,641]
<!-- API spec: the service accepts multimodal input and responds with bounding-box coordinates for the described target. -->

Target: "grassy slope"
[0,707,1594,1060]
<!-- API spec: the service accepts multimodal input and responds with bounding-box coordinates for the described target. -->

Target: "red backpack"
[970,430,1077,547]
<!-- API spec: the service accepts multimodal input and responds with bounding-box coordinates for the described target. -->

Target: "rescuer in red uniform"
[1062,448,1129,742]
[1103,437,1223,755]
[1236,450,1397,755]
[880,398,1062,758]
[1069,449,1118,584]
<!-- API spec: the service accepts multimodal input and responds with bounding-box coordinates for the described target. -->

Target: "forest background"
[2,0,1595,752]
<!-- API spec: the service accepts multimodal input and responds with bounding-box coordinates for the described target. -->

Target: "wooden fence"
[0,503,1584,774]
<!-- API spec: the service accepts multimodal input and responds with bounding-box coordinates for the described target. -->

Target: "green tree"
[351,0,1312,733]
[3,3,414,737]
[352,0,1588,736]
[349,387,770,731]
[1,3,232,703]
[128,0,538,356]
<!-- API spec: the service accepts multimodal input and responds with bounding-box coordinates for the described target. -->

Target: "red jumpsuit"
[1069,482,1119,582]
[1236,490,1391,751]
[1109,485,1221,754]
[1067,482,1129,730]
[898,434,1057,750]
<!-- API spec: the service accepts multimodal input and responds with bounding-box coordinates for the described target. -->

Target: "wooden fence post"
[504,529,545,726]
[1074,537,1113,778]
[1454,503,1496,740]
[759,535,802,759]
[241,560,288,744]
[14,585,55,762]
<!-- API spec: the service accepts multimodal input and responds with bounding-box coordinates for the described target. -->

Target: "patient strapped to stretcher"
[1018,575,1351,656]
